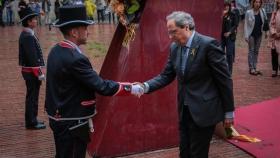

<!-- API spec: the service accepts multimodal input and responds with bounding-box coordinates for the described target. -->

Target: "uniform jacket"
[146,32,234,127]
[19,29,45,80]
[45,41,120,119]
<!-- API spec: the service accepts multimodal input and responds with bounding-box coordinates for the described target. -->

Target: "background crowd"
[0,0,117,26]
[222,0,280,77]
[0,0,279,76]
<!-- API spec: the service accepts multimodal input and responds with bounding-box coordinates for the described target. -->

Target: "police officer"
[45,5,143,158]
[18,7,46,130]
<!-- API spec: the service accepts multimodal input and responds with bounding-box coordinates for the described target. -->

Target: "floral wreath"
[109,0,142,47]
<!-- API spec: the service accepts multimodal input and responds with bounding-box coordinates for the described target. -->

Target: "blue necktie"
[181,46,189,74]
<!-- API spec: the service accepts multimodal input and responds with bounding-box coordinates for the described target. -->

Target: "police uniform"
[45,5,131,158]
[18,7,46,129]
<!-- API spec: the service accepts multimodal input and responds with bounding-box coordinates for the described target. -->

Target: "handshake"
[119,82,146,98]
[131,82,146,98]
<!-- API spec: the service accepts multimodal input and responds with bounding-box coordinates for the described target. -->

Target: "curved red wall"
[88,0,223,157]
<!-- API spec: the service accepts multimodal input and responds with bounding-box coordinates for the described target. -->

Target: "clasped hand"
[131,82,145,98]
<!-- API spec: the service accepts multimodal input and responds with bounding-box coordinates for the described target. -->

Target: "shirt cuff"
[143,82,150,93]
[225,111,234,119]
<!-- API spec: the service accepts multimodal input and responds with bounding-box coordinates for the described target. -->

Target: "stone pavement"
[0,22,280,158]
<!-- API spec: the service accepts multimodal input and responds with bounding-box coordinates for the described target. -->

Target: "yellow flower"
[190,48,196,57]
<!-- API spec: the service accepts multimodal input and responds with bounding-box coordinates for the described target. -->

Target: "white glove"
[38,74,46,81]
[131,84,144,98]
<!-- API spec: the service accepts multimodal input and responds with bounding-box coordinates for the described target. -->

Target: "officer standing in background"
[18,7,46,130]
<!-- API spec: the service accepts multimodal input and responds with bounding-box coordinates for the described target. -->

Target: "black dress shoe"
[26,123,46,130]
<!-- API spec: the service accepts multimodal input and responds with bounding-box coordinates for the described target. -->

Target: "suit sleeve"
[22,35,39,66]
[146,50,177,93]
[207,40,234,112]
[71,56,120,96]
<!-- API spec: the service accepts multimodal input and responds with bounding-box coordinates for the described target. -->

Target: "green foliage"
[87,41,108,57]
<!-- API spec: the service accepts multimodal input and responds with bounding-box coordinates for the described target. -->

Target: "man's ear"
[70,28,78,38]
[27,19,32,27]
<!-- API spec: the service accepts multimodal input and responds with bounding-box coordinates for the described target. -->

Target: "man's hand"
[224,32,231,37]
[224,118,234,128]
[131,82,144,98]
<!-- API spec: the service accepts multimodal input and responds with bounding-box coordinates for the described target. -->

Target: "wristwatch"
[123,85,132,92]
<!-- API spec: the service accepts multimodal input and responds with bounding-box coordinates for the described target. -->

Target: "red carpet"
[227,97,280,158]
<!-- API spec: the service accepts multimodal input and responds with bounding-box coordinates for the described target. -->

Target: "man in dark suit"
[18,7,46,130]
[133,11,235,158]
[45,5,143,158]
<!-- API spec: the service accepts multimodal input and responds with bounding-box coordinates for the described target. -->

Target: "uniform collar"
[63,39,83,54]
[23,27,35,36]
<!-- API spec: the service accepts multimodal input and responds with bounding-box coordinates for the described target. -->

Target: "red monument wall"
[88,0,223,157]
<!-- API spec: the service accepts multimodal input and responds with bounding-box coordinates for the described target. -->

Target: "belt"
[21,67,34,73]
[48,111,97,133]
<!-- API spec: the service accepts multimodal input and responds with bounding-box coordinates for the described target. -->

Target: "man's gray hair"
[166,11,195,30]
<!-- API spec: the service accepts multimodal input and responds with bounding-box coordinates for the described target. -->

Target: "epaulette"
[58,41,75,49]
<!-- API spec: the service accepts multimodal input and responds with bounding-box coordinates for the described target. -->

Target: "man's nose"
[168,34,173,39]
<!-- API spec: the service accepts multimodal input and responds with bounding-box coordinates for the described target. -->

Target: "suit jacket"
[146,32,234,127]
[19,30,45,80]
[45,41,120,119]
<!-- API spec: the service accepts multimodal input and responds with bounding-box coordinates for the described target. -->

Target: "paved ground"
[0,22,280,158]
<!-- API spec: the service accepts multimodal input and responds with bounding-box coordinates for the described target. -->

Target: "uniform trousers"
[25,79,41,126]
[50,120,89,158]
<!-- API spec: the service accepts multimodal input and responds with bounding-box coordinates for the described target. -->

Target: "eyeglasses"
[168,29,178,36]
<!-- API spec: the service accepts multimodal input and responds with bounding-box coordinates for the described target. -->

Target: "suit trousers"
[179,105,215,158]
[50,120,88,158]
[25,79,41,126]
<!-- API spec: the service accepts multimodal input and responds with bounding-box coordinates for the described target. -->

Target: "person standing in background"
[0,0,5,27]
[231,0,240,62]
[96,0,105,23]
[18,0,28,14]
[221,2,239,74]
[34,0,41,25]
[42,0,51,25]
[105,0,116,24]
[18,7,46,130]
[269,0,280,77]
[236,0,250,20]
[5,0,14,25]
[244,0,268,75]
[54,0,60,20]
[84,0,96,20]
